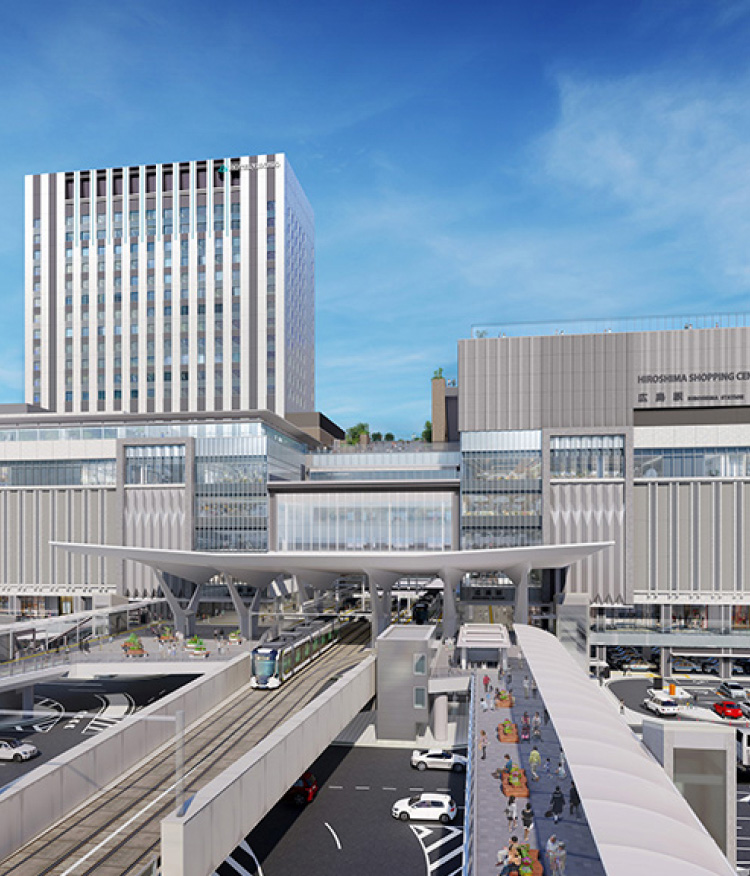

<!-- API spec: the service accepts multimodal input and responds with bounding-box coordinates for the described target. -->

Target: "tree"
[432,367,444,380]
[422,420,432,443]
[384,432,395,442]
[345,422,369,445]
[371,431,383,442]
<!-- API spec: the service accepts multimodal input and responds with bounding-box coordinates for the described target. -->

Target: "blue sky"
[2,1,750,436]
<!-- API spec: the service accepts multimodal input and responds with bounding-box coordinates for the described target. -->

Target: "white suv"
[392,792,457,823]
[410,749,467,772]
[718,681,747,701]
[643,690,680,716]
[0,739,39,762]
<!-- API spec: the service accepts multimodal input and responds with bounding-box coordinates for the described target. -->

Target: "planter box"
[501,768,529,798]
[497,723,519,743]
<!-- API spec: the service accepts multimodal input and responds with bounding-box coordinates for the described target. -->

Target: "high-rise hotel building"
[25,155,314,417]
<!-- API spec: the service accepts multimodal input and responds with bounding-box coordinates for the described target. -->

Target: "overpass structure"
[0,622,373,876]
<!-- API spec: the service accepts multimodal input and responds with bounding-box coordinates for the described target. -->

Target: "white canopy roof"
[52,541,612,585]
[515,624,736,876]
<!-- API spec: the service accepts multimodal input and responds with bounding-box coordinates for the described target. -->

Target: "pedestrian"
[619,699,625,716]
[543,757,552,776]
[543,707,549,725]
[483,673,490,693]
[489,690,495,711]
[557,758,566,780]
[520,717,530,742]
[531,711,542,740]
[479,729,488,760]
[555,840,567,876]
[549,786,565,823]
[546,834,561,874]
[521,802,534,842]
[506,670,512,688]
[531,678,538,699]
[529,746,541,781]
[523,675,531,699]
[505,795,518,831]
[569,782,581,818]
[482,693,488,712]
[503,753,515,774]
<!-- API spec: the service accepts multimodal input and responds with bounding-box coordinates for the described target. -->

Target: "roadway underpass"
[0,621,373,876]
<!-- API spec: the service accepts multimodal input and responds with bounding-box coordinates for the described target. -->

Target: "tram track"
[0,621,371,876]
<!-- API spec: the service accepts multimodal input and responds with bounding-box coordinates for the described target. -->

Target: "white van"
[643,689,680,716]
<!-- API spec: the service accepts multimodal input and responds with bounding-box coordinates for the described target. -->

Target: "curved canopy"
[52,541,613,585]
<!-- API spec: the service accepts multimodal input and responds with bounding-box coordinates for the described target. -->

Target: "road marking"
[739,794,750,803]
[410,787,424,792]
[354,785,370,790]
[328,785,343,790]
[383,786,397,791]
[325,822,342,850]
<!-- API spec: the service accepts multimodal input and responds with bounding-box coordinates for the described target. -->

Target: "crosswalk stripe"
[431,845,463,869]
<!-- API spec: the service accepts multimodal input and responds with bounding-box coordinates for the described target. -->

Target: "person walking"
[555,840,567,876]
[503,753,515,775]
[483,673,490,693]
[523,675,531,699]
[479,729,488,760]
[556,758,567,780]
[528,745,541,781]
[505,795,518,831]
[569,782,581,818]
[521,802,534,842]
[549,786,565,824]
[546,834,561,874]
[531,711,542,740]
[543,757,552,777]
[531,678,538,699]
[543,707,550,725]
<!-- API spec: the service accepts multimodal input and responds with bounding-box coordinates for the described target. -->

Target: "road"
[0,675,198,786]
[216,746,467,876]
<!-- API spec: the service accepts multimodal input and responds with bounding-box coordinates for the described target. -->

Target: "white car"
[392,792,457,823]
[643,690,680,716]
[718,681,747,701]
[410,749,468,772]
[0,739,38,762]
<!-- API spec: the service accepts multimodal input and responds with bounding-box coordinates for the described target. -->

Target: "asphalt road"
[0,674,197,787]
[217,746,467,876]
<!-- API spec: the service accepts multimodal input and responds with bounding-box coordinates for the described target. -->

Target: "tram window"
[283,651,292,674]
[304,642,311,658]
[295,646,302,664]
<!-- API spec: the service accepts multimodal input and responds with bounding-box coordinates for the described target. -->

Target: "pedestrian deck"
[473,648,606,876]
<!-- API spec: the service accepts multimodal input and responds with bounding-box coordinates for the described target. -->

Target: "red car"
[713,701,743,719]
[284,772,319,806]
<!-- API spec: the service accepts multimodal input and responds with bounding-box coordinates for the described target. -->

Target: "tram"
[250,616,345,689]
[412,591,442,625]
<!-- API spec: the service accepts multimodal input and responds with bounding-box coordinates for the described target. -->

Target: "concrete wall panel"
[161,656,375,876]
[0,654,251,863]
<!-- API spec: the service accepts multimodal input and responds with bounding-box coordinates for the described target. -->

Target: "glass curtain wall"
[276,491,453,551]
[460,431,542,549]
[550,435,624,478]
[634,447,750,478]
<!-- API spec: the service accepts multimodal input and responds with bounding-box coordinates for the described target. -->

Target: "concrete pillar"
[439,569,463,641]
[660,647,671,680]
[432,694,448,742]
[155,572,206,638]
[225,580,266,641]
[293,575,310,611]
[720,656,733,680]
[367,570,400,645]
[21,685,34,719]
[506,564,531,627]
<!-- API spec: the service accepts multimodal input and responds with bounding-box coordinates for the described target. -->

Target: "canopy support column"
[506,564,532,627]
[439,568,463,641]
[155,572,205,638]
[367,569,400,645]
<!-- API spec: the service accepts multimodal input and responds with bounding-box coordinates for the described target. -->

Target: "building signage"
[218,161,280,173]
[636,371,749,405]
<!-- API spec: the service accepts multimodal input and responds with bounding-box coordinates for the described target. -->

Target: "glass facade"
[461,432,542,549]
[550,435,625,479]
[309,449,461,482]
[634,447,750,478]
[0,419,266,444]
[276,491,453,551]
[125,445,185,485]
[0,459,115,486]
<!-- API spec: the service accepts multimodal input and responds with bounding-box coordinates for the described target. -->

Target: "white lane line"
[410,787,424,792]
[739,793,750,802]
[325,822,342,850]
[239,840,264,875]
[355,785,370,790]
[432,847,464,869]
[383,786,397,791]
[329,785,343,790]
[58,760,202,876]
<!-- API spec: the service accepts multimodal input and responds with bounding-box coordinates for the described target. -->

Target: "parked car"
[622,658,655,672]
[0,738,39,762]
[284,771,319,806]
[699,658,719,674]
[410,749,467,772]
[643,690,680,716]
[718,681,747,701]
[713,701,743,719]
[671,657,699,674]
[392,792,457,823]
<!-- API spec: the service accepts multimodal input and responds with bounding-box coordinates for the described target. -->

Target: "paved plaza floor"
[473,647,606,876]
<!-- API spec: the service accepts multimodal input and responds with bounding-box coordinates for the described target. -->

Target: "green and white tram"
[250,617,343,689]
